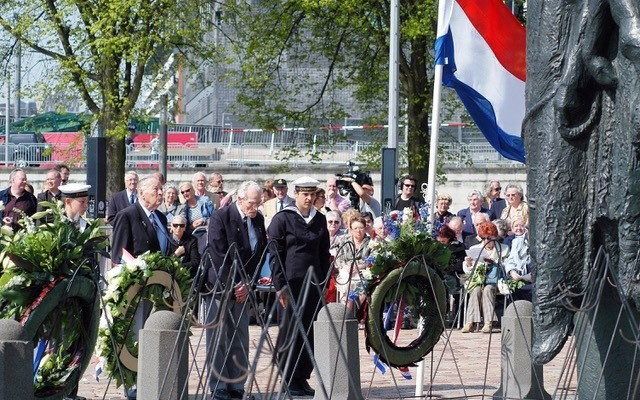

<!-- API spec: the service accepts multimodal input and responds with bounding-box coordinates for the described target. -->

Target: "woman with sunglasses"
[168,215,201,277]
[177,182,213,233]
[157,185,181,226]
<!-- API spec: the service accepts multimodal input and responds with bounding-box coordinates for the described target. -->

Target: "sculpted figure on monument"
[525,0,640,366]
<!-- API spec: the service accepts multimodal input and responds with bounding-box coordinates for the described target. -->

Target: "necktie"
[279,200,284,211]
[244,216,258,251]
[130,192,136,204]
[149,212,168,255]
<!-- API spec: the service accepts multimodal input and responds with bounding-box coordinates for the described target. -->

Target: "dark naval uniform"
[267,205,331,388]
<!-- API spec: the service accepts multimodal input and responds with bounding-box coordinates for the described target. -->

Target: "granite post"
[0,319,33,400]
[313,303,363,400]
[494,301,551,400]
[137,311,189,400]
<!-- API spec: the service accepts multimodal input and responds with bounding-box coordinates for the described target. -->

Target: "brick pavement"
[78,325,576,399]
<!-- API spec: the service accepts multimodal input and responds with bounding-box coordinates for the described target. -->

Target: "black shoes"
[287,380,315,397]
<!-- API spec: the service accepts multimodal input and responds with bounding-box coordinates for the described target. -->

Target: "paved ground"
[78,324,576,399]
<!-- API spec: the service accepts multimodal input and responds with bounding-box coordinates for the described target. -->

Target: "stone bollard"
[313,303,363,400]
[137,311,189,400]
[0,319,33,400]
[493,301,551,400]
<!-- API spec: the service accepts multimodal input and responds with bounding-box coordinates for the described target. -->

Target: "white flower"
[0,200,5,211]
[402,207,413,223]
[497,279,511,295]
[5,275,26,288]
[125,259,147,272]
[361,269,372,280]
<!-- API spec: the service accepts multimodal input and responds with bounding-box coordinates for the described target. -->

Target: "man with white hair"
[456,190,496,239]
[463,212,491,249]
[111,175,171,263]
[448,216,464,243]
[205,181,266,400]
[106,170,139,224]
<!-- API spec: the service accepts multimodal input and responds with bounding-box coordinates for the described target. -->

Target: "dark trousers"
[274,278,322,384]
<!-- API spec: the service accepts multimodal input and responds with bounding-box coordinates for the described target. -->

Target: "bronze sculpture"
[526,0,640,397]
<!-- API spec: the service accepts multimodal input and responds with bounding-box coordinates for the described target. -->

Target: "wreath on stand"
[97,252,191,389]
[0,201,108,399]
[362,207,451,368]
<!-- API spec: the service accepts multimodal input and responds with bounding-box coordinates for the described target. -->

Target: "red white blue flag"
[435,0,526,163]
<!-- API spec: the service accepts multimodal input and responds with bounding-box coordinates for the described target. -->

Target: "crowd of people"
[0,166,531,400]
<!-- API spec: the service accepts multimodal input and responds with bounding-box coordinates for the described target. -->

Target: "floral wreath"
[0,201,108,399]
[361,206,451,368]
[97,251,191,389]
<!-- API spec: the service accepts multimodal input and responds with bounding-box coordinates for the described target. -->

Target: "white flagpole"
[415,0,448,396]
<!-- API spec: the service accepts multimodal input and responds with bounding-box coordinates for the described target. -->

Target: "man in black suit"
[205,181,266,400]
[106,170,139,224]
[110,175,171,400]
[111,174,170,263]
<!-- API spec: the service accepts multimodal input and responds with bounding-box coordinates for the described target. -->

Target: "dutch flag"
[435,0,526,163]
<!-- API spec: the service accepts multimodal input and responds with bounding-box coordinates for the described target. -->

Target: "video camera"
[335,162,373,209]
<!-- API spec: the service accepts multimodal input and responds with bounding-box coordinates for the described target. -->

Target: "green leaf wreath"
[0,201,109,398]
[97,251,191,389]
[362,207,451,367]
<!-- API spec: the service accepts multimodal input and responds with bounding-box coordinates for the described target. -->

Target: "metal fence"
[0,140,522,169]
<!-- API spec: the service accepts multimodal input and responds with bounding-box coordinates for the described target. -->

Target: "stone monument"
[525,0,640,397]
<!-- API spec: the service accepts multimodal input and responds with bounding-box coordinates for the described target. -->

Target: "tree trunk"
[106,136,126,197]
[405,36,432,187]
[97,114,126,197]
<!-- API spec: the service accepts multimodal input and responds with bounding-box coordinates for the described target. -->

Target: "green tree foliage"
[223,0,439,183]
[0,0,214,193]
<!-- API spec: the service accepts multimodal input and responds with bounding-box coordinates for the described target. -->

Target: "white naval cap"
[59,183,91,198]
[292,176,320,192]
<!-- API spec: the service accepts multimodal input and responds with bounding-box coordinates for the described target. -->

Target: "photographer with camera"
[335,175,381,217]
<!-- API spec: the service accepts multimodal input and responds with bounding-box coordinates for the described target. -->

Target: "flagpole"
[415,0,448,396]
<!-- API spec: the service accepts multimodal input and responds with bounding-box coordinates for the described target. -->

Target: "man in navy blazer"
[110,175,171,400]
[111,175,171,263]
[457,189,496,239]
[106,171,139,224]
[205,181,266,400]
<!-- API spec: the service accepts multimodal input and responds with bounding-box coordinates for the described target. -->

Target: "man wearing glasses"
[484,180,506,218]
[394,175,425,212]
[205,181,266,400]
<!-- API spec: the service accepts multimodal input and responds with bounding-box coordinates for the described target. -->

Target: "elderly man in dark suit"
[106,170,139,224]
[110,175,170,400]
[205,181,266,400]
[111,175,170,263]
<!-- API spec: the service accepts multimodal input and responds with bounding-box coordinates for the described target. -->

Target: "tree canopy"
[222,0,440,183]
[0,0,214,192]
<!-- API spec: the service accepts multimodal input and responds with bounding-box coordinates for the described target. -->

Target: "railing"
[0,140,523,169]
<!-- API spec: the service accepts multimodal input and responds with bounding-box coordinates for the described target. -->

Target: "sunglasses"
[403,184,416,188]
[172,223,186,228]
[328,220,341,224]
[493,187,502,191]
[181,190,191,194]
